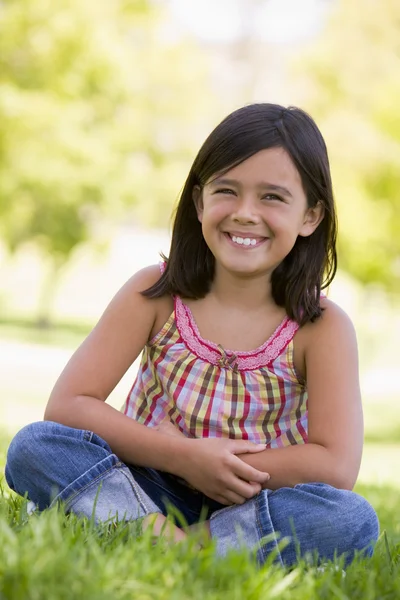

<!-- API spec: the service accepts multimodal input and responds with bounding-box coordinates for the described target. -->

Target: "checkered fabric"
[123,296,308,447]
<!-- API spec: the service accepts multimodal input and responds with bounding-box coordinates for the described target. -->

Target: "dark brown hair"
[142,103,337,325]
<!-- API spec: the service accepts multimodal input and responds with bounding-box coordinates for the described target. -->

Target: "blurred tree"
[0,0,215,324]
[299,0,400,291]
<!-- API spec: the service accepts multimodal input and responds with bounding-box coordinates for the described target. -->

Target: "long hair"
[142,103,337,325]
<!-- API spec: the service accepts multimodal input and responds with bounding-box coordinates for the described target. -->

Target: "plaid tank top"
[123,291,308,449]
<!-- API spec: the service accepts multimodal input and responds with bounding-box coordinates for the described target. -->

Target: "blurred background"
[0,0,399,488]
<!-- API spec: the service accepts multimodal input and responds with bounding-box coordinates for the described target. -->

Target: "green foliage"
[0,480,400,600]
[0,0,213,262]
[0,0,216,323]
[1,419,400,598]
[1,424,400,599]
[300,0,400,290]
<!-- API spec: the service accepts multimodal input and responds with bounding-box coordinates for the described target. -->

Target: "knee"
[269,483,379,567]
[6,421,64,481]
[5,421,113,510]
[7,421,45,468]
[295,484,379,562]
[336,489,379,558]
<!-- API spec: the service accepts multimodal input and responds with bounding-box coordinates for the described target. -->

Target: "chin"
[221,260,266,278]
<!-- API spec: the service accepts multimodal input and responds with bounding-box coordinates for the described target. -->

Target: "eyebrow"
[209,177,293,198]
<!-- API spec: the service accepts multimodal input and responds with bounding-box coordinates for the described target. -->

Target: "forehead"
[208,147,302,189]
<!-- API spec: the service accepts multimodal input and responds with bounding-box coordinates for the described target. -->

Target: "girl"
[6,103,379,567]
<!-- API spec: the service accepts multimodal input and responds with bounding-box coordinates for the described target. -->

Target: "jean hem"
[209,492,283,565]
[50,453,161,521]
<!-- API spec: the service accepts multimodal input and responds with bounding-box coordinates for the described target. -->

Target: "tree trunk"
[36,258,65,329]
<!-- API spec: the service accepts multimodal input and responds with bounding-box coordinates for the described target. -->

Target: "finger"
[212,495,232,506]
[244,444,268,453]
[213,490,247,505]
[213,484,259,505]
[225,477,262,500]
[230,441,267,454]
[230,456,270,484]
[222,490,247,505]
[247,481,263,495]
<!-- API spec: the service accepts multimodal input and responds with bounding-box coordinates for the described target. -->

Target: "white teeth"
[231,235,258,246]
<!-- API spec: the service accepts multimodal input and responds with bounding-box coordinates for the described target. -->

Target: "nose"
[231,196,261,225]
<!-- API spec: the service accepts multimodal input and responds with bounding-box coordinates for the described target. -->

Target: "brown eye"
[263,194,283,202]
[215,188,235,195]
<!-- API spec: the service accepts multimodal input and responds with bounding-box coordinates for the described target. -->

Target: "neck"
[210,265,276,311]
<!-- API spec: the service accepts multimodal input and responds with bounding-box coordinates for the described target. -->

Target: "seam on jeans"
[119,467,158,514]
[255,493,266,562]
[256,491,284,566]
[83,430,93,442]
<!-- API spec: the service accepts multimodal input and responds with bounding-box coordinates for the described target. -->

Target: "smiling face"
[193,147,324,280]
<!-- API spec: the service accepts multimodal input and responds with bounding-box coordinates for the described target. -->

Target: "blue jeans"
[5,421,379,567]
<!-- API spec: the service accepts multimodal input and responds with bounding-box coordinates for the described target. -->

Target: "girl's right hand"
[178,438,270,505]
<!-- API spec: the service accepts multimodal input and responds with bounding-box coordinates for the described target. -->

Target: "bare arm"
[44,265,190,472]
[239,301,363,490]
[44,265,269,504]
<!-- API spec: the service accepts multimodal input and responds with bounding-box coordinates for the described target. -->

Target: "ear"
[299,201,325,237]
[192,185,203,223]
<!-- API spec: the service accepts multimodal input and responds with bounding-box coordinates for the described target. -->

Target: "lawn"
[0,329,399,599]
[1,440,399,600]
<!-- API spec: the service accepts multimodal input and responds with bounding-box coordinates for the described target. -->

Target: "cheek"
[263,210,288,231]
[267,208,304,232]
[202,202,230,225]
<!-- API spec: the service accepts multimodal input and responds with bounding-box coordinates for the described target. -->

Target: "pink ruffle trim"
[175,296,299,371]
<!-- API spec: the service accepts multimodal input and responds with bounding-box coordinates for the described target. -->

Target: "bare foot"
[142,513,188,545]
[184,520,211,548]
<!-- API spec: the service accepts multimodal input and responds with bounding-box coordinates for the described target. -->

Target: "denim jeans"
[5,421,379,567]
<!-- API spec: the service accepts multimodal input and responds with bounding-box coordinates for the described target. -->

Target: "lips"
[227,231,265,240]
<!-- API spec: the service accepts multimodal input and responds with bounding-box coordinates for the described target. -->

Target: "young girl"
[6,103,379,566]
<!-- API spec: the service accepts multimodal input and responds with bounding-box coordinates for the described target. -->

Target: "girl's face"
[194,147,323,280]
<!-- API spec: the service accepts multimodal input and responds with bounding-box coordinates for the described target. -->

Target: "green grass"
[1,430,400,599]
[0,478,400,600]
[0,317,92,349]
[364,398,400,445]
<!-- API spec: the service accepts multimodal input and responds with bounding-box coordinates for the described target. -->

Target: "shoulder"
[131,263,174,339]
[293,297,358,379]
[308,297,356,343]
[106,264,162,315]
[116,263,168,302]
[47,264,174,405]
[103,264,173,336]
[125,263,165,290]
